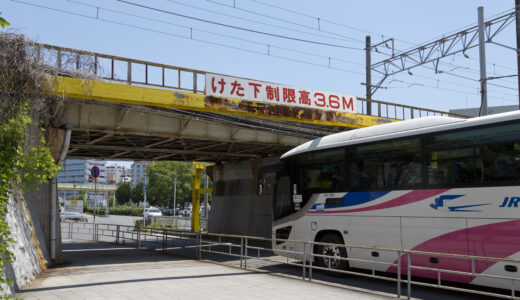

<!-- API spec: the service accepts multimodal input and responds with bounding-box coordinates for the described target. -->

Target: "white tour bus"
[264,110,520,289]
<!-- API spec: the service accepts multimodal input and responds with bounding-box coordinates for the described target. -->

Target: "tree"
[115,183,131,205]
[0,13,10,29]
[131,182,144,204]
[146,161,198,208]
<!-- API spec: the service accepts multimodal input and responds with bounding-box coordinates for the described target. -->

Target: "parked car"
[60,212,88,222]
[161,208,174,216]
[143,207,162,219]
[185,207,192,216]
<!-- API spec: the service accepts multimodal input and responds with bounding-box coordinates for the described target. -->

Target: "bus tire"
[316,233,348,270]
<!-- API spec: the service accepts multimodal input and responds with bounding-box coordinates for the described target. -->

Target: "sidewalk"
[16,240,390,300]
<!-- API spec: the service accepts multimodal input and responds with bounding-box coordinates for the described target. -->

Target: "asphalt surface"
[86,214,142,226]
[16,240,392,300]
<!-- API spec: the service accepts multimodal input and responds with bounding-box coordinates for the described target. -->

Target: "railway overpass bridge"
[28,43,467,263]
[41,43,467,162]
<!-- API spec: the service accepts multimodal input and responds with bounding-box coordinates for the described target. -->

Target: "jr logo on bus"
[430,195,491,212]
[499,197,520,208]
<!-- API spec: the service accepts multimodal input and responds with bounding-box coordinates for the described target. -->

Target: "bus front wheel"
[316,233,348,270]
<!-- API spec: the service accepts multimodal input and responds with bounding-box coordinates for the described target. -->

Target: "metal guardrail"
[150,216,208,232]
[31,42,470,121]
[62,221,518,299]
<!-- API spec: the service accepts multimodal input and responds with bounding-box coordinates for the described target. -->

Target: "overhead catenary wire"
[10,0,366,76]
[386,78,518,103]
[66,0,365,67]
[241,0,517,80]
[116,0,364,50]
[160,0,363,45]
[205,0,365,44]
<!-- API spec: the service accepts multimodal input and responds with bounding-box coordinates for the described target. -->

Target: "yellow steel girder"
[50,76,396,129]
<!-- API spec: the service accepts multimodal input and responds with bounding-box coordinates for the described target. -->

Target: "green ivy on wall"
[0,32,60,296]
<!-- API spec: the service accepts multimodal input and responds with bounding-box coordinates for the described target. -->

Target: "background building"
[450,105,517,117]
[131,161,151,187]
[106,165,131,185]
[57,159,108,205]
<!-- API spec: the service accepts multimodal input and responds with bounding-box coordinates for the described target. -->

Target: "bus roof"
[281,110,520,159]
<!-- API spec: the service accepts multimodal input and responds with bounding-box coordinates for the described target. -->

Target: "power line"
[205,0,365,43]
[400,7,516,52]
[116,0,364,50]
[161,0,363,45]
[248,0,380,37]
[245,0,517,79]
[386,78,518,103]
[66,0,364,68]
[10,0,366,75]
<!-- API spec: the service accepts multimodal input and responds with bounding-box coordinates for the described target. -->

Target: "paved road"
[16,240,391,300]
[86,214,142,226]
[53,222,506,300]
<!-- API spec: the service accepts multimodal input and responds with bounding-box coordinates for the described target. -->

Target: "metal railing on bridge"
[32,43,469,121]
[62,221,518,299]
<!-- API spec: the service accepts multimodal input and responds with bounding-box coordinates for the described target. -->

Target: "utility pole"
[365,35,372,115]
[478,6,488,116]
[516,0,520,109]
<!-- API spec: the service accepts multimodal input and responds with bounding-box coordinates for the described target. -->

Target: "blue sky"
[3,0,518,166]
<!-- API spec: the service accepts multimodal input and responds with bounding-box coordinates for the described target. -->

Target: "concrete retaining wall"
[208,157,279,239]
[1,190,50,295]
[0,125,63,295]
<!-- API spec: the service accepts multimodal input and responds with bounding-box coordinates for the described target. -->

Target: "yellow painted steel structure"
[50,76,397,129]
[191,162,213,232]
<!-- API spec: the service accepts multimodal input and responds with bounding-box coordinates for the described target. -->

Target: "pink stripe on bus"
[386,220,520,284]
[309,189,449,214]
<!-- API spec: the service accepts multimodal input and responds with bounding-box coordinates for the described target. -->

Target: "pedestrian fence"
[62,221,519,299]
[149,216,208,232]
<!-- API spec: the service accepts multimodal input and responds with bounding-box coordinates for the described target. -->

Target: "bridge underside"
[48,76,401,162]
[53,98,344,162]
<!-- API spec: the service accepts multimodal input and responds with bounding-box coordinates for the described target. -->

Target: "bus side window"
[482,142,520,182]
[427,153,445,185]
[427,148,481,185]
[351,160,380,190]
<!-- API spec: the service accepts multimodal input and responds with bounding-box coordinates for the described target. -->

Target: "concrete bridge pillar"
[208,156,280,239]
[24,127,71,264]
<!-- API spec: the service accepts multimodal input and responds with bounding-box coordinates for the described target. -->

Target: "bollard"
[116,225,120,244]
